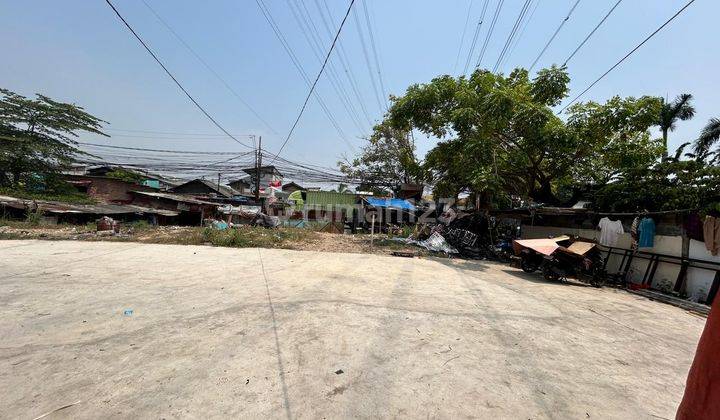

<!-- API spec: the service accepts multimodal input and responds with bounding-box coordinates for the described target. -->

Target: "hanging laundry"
[598,217,624,247]
[703,216,720,256]
[684,213,704,242]
[638,217,656,248]
[630,216,640,250]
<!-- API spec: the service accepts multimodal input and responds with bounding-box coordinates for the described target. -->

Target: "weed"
[25,209,44,226]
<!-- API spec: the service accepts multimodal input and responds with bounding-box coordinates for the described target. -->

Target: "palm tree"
[692,118,720,162]
[657,93,696,158]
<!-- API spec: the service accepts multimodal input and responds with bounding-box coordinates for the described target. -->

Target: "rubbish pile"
[396,211,519,259]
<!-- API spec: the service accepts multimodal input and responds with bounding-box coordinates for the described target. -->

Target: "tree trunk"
[662,128,669,158]
[529,181,557,205]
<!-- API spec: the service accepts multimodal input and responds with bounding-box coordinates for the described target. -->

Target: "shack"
[63,174,154,204]
[0,195,179,225]
[169,179,239,199]
[129,191,218,225]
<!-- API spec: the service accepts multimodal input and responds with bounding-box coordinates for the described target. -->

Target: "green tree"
[692,118,720,163]
[339,120,423,190]
[335,183,350,193]
[657,93,695,158]
[593,159,720,212]
[383,66,661,204]
[0,88,107,188]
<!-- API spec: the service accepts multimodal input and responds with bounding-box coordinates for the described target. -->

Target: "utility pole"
[217,172,221,194]
[255,136,262,202]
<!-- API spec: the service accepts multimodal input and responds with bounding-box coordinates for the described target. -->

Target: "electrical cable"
[463,0,490,75]
[77,142,249,155]
[476,0,506,69]
[352,4,384,113]
[318,0,374,126]
[559,0,696,112]
[498,0,540,71]
[453,0,474,73]
[103,0,253,149]
[493,0,532,72]
[254,0,352,147]
[529,0,581,72]
[286,0,366,135]
[562,0,623,66]
[140,0,279,136]
[268,0,356,163]
[361,0,388,111]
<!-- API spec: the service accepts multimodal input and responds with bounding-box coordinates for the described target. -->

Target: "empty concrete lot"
[0,240,705,419]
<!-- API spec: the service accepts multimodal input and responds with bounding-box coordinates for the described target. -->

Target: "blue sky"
[1,0,717,180]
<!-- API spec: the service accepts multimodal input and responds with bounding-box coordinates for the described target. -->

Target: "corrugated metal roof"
[130,190,216,205]
[305,191,357,207]
[0,195,179,216]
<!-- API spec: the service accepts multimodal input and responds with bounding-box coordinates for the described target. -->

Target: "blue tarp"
[365,197,416,211]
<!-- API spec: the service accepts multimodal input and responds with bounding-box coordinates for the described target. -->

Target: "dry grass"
[0,220,427,257]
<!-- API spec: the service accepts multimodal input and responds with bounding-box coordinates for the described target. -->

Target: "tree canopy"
[378,66,662,205]
[338,120,424,194]
[0,88,107,189]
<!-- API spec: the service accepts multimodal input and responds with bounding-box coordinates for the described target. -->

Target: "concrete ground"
[0,240,705,419]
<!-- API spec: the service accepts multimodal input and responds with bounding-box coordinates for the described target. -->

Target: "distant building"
[242,165,283,195]
[227,176,252,195]
[169,179,239,199]
[63,174,153,204]
[281,182,304,193]
[84,165,178,190]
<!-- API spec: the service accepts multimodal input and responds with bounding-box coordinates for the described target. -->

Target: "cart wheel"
[521,257,538,273]
[542,265,561,282]
[591,270,606,288]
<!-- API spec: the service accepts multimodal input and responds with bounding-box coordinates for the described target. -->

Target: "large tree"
[338,120,424,191]
[379,66,661,204]
[657,93,695,158]
[0,88,107,188]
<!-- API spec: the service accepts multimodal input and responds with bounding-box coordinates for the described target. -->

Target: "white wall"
[520,224,717,301]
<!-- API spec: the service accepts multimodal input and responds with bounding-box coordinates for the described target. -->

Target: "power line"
[103,0,253,149]
[140,0,279,136]
[106,128,254,136]
[493,0,532,73]
[476,0,505,69]
[562,0,623,66]
[269,0,356,163]
[77,142,249,155]
[559,0,696,112]
[498,0,541,71]
[318,0,374,126]
[361,0,388,110]
[529,0,582,72]
[463,0,490,75]
[254,0,352,147]
[286,0,366,135]
[453,0,474,73]
[352,4,384,113]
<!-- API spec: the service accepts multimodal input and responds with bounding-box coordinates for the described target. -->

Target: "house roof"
[281,182,304,191]
[228,176,252,186]
[170,179,239,198]
[130,191,217,205]
[305,191,357,207]
[0,195,179,216]
[242,165,283,177]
